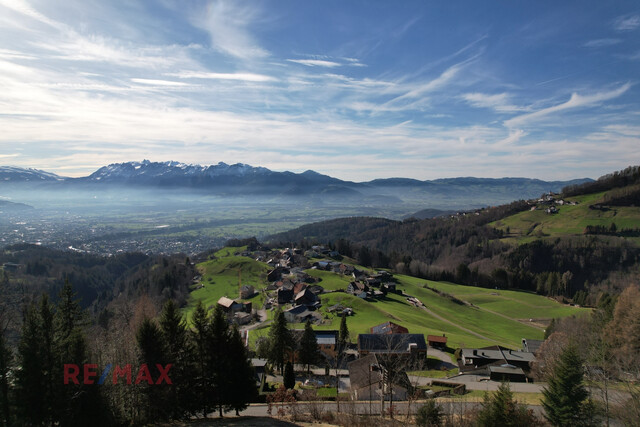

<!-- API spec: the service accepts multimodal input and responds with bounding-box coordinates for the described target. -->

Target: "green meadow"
[491,192,640,244]
[184,247,589,349]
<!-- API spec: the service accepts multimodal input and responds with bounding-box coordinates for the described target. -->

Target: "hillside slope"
[183,246,589,350]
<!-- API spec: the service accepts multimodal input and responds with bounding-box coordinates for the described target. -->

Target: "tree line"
[0,284,258,426]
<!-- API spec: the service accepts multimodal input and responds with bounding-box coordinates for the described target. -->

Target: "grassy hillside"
[492,191,640,244]
[184,246,589,349]
[183,246,270,322]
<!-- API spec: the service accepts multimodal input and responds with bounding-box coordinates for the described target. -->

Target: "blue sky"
[0,0,639,181]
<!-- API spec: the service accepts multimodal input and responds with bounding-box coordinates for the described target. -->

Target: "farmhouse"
[217,296,242,313]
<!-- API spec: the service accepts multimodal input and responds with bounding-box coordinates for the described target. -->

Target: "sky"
[0,0,639,181]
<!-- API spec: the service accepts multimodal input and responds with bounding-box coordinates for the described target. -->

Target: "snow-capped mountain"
[0,166,64,182]
[85,160,272,182]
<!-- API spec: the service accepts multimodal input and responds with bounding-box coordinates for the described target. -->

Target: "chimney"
[473,349,477,355]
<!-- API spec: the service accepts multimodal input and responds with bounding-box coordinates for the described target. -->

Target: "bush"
[416,399,443,426]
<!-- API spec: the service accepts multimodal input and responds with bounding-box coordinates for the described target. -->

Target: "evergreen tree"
[283,361,295,389]
[542,345,599,426]
[136,317,168,422]
[159,299,194,419]
[298,320,320,375]
[16,298,53,425]
[338,314,349,353]
[268,308,292,375]
[225,325,258,415]
[477,382,539,426]
[209,305,230,417]
[190,300,212,417]
[0,327,12,427]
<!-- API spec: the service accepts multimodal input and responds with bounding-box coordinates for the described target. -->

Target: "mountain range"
[0,160,592,209]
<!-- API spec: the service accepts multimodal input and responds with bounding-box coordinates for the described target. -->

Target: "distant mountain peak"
[0,166,64,181]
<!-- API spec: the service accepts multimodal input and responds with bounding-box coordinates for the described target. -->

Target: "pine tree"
[298,320,319,375]
[159,299,194,419]
[0,327,12,427]
[542,345,598,426]
[268,308,292,375]
[225,325,258,415]
[338,314,349,354]
[477,382,539,426]
[16,299,51,425]
[190,300,212,417]
[210,305,230,417]
[283,361,295,389]
[136,317,168,422]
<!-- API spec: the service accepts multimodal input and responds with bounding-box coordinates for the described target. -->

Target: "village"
[207,245,543,406]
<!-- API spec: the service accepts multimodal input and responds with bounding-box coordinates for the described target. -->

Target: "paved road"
[222,400,547,419]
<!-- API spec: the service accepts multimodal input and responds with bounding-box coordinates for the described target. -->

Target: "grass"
[184,246,590,350]
[491,191,640,244]
[183,246,270,323]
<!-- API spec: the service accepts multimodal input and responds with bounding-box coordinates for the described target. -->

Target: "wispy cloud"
[505,83,631,128]
[131,78,189,87]
[583,38,622,48]
[461,92,523,113]
[614,14,640,31]
[193,0,269,59]
[382,62,466,108]
[168,71,276,82]
[287,59,341,68]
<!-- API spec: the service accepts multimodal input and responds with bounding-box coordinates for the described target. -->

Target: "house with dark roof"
[347,281,369,295]
[284,305,318,324]
[460,347,535,374]
[521,338,543,355]
[370,321,409,335]
[358,333,427,367]
[240,285,255,299]
[295,288,319,306]
[277,287,294,305]
[217,296,242,313]
[348,354,411,401]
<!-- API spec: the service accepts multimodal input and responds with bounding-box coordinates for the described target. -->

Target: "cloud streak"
[504,83,631,128]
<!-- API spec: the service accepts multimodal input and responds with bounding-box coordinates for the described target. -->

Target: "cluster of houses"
[209,246,545,400]
[529,191,578,215]
[213,245,408,326]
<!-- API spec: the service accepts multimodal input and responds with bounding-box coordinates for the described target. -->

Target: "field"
[183,246,271,322]
[184,247,589,350]
[491,192,640,244]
